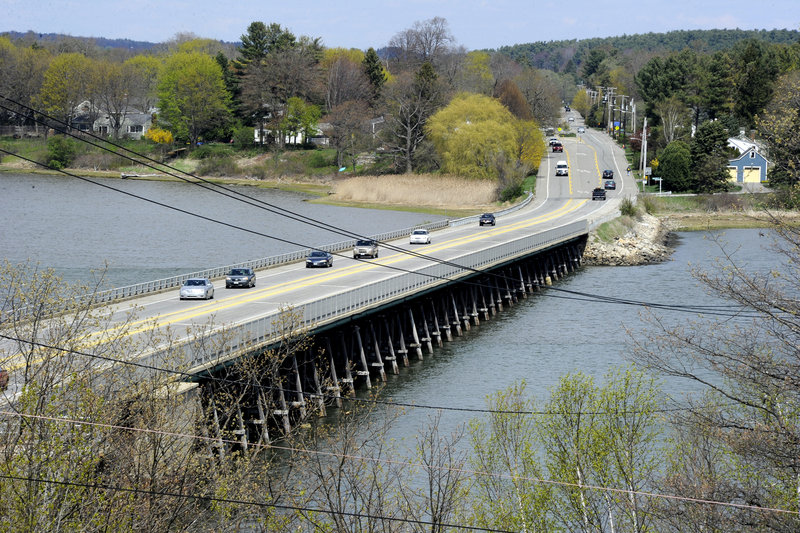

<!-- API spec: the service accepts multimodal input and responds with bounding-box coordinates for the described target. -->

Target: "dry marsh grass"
[331,174,497,209]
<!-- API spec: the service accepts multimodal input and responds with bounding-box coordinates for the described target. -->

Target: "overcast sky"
[5,0,799,51]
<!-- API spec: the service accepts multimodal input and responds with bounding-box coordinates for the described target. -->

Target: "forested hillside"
[498,28,800,72]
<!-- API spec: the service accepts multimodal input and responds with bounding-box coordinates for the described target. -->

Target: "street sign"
[652,177,662,181]
[644,166,652,176]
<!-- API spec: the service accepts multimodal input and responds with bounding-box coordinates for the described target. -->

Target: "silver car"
[179,277,215,300]
[409,229,431,244]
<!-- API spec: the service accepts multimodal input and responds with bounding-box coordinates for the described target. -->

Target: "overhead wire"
[1,332,721,417]
[0,94,757,318]
[0,410,796,519]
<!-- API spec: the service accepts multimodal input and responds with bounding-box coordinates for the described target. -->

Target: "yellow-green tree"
[157,51,231,146]
[455,51,494,95]
[571,89,592,120]
[37,52,94,127]
[426,93,542,180]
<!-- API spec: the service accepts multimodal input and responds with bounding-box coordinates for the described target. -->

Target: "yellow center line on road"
[6,196,588,369]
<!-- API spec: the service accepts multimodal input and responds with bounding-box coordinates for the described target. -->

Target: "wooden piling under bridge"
[196,235,587,450]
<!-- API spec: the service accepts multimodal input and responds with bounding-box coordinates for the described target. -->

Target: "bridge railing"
[91,192,534,304]
[90,219,452,303]
[448,192,533,227]
[161,219,586,374]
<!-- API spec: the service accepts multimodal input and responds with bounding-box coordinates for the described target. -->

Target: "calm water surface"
[0,172,444,287]
[1,173,783,445]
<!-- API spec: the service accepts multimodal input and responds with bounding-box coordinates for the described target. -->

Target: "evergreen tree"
[362,47,386,102]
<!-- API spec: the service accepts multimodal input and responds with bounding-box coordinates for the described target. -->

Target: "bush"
[46,135,79,169]
[192,144,234,160]
[196,155,239,177]
[308,151,332,169]
[232,126,255,150]
[640,195,657,215]
[619,197,637,217]
[498,182,524,202]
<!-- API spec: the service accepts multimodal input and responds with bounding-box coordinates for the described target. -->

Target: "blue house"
[728,148,770,184]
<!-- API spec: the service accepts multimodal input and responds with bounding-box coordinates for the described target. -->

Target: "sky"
[4,0,800,51]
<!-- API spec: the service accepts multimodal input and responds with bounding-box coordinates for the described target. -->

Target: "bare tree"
[387,17,456,72]
[630,220,800,531]
[325,57,371,112]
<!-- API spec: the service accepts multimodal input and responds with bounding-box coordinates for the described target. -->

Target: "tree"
[757,71,800,186]
[327,99,371,169]
[659,140,692,191]
[630,218,800,531]
[655,96,690,144]
[514,68,561,128]
[324,55,370,112]
[157,51,231,146]
[691,120,731,192]
[37,52,93,128]
[454,50,494,95]
[93,59,135,139]
[0,262,293,530]
[362,47,387,102]
[387,16,455,70]
[124,55,161,115]
[280,96,320,145]
[426,92,540,185]
[495,79,532,119]
[384,61,443,173]
[731,39,779,126]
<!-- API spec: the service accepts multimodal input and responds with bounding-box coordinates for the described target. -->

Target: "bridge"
[3,114,631,444]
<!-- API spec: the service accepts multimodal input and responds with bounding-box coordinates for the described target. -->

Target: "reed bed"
[331,174,497,208]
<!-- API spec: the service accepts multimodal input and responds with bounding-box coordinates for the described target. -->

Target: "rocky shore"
[582,213,674,266]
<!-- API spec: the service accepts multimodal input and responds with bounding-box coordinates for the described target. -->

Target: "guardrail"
[449,191,533,227]
[91,219,451,303]
[91,191,535,304]
[151,219,587,374]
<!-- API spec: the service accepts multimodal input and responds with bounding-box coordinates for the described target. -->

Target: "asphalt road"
[2,113,631,386]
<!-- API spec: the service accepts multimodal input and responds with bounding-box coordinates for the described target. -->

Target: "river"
[1,172,783,442]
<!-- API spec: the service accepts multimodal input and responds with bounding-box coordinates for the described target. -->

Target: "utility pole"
[639,117,648,192]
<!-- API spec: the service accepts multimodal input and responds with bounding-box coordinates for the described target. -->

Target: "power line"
[1,410,796,519]
[0,473,514,532]
[0,94,758,319]
[0,333,732,417]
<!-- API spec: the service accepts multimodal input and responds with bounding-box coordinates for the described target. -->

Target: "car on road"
[409,229,431,244]
[604,180,616,190]
[602,169,614,179]
[592,187,607,201]
[555,160,569,176]
[552,142,563,152]
[548,137,559,146]
[225,267,256,288]
[577,126,585,133]
[568,117,574,122]
[479,213,496,226]
[306,250,333,268]
[180,278,214,300]
[353,239,379,259]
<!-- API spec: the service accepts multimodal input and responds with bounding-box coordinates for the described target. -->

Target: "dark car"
[604,180,616,190]
[479,213,496,226]
[592,187,607,201]
[552,142,563,152]
[225,267,256,288]
[602,169,614,179]
[306,250,333,268]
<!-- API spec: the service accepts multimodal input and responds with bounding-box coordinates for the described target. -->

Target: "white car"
[179,277,214,300]
[577,126,585,133]
[409,229,431,244]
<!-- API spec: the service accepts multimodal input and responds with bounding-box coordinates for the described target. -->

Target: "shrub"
[196,155,239,176]
[232,126,254,150]
[498,182,524,202]
[619,197,637,217]
[308,151,332,168]
[46,135,79,169]
[640,195,656,215]
[192,144,234,160]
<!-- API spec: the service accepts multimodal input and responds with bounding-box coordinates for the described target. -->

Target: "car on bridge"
[409,229,431,244]
[479,213,496,226]
[592,187,607,201]
[179,278,215,300]
[225,267,256,288]
[306,250,334,268]
[353,239,379,259]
